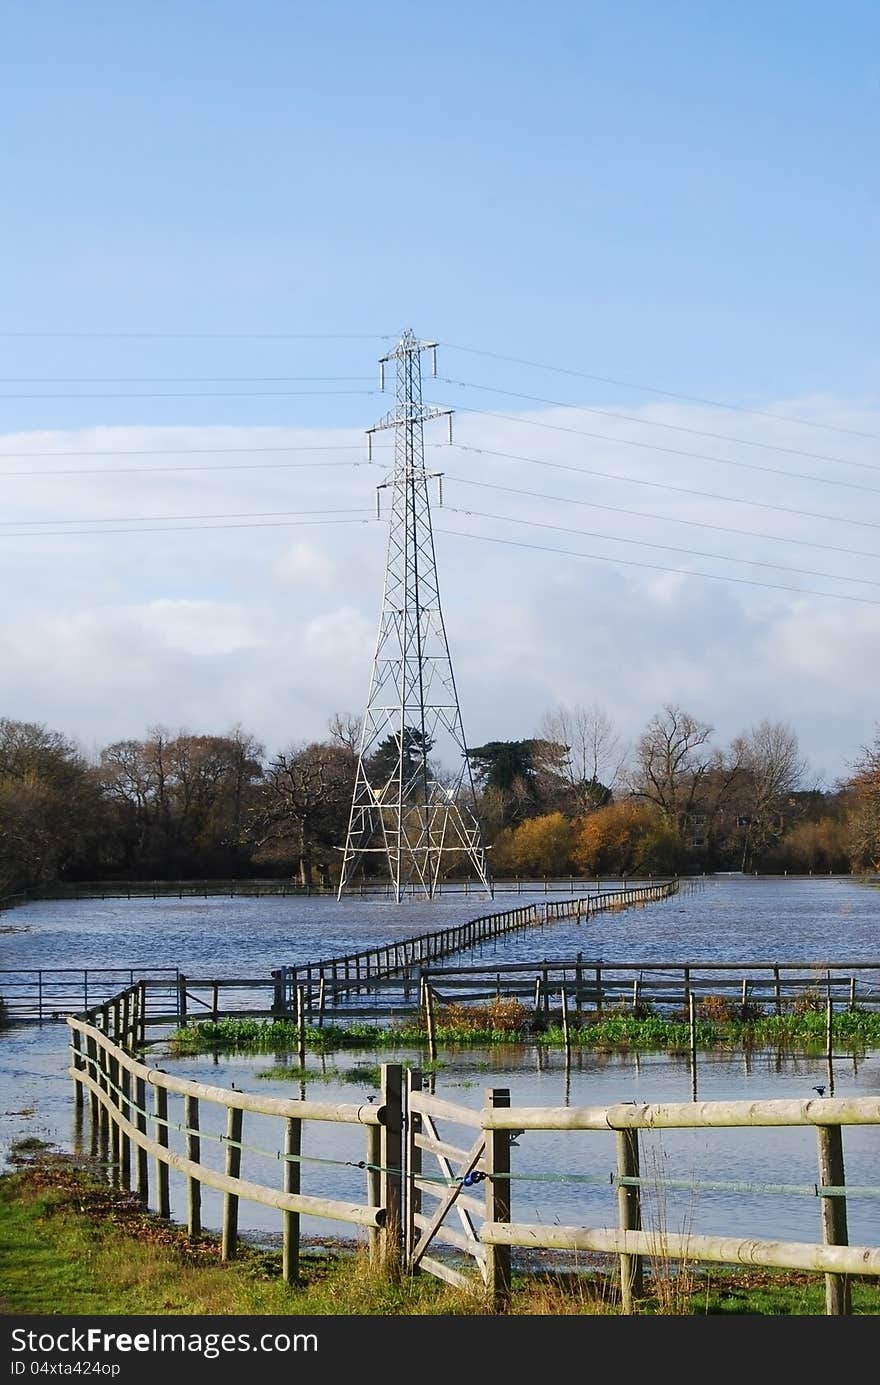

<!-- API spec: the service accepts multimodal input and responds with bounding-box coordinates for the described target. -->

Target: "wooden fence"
[66,1013,880,1315]
[0,874,681,906]
[0,967,180,1024]
[67,1015,398,1279]
[420,957,880,1017]
[1,880,680,1026]
[406,1081,880,1315]
[274,880,680,1014]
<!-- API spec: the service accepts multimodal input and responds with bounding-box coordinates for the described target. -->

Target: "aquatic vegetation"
[166,1004,880,1057]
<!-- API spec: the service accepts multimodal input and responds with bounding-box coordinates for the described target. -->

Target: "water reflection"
[2,875,879,1260]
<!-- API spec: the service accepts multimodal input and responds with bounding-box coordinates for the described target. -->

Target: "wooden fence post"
[380,1063,404,1276]
[119,1067,131,1189]
[135,1074,149,1204]
[71,1029,85,1111]
[366,1121,382,1266]
[109,1052,122,1180]
[85,1031,99,1135]
[222,1106,244,1260]
[271,969,285,1014]
[185,1094,201,1236]
[296,985,306,1068]
[154,1084,170,1218]
[405,1069,423,1268]
[484,1087,511,1310]
[817,1125,851,1315]
[97,1041,110,1157]
[282,1116,302,1283]
[616,1127,644,1312]
[426,986,437,1062]
[177,974,187,1026]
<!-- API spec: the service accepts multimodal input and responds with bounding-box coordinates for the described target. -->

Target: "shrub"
[435,998,532,1035]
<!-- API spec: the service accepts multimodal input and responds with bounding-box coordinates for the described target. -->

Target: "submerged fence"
[67,1016,880,1315]
[3,879,680,1024]
[420,957,880,1016]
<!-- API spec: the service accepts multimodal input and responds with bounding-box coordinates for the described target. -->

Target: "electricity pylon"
[337,329,492,902]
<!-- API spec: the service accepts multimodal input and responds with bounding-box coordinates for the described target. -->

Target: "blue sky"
[0,2,878,781]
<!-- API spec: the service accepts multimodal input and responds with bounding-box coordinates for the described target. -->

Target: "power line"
[449,442,880,533]
[442,503,880,590]
[0,442,388,462]
[439,341,880,443]
[431,401,880,499]
[438,376,878,475]
[0,388,378,400]
[0,376,373,383]
[0,506,370,528]
[0,516,374,539]
[434,525,880,609]
[442,472,880,563]
[0,458,367,479]
[0,440,394,478]
[0,331,393,340]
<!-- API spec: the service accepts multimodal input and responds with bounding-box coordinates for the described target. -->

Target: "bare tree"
[731,719,807,869]
[328,711,362,752]
[539,703,628,813]
[0,719,108,889]
[628,704,718,827]
[98,726,264,875]
[843,728,880,872]
[246,740,357,886]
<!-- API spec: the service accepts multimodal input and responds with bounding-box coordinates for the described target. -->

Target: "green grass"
[3,1154,877,1316]
[166,1004,880,1057]
[0,1154,485,1317]
[254,1061,387,1085]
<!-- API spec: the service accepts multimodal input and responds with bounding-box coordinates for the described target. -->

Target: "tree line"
[0,702,878,894]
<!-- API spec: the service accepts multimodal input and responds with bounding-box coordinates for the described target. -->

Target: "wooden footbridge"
[1,878,678,1024]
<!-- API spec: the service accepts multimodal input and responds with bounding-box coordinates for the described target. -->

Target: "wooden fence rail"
[104,957,880,1044]
[67,1011,880,1315]
[420,958,880,1017]
[407,1086,880,1315]
[274,880,680,1013]
[2,881,680,1026]
[67,1017,401,1277]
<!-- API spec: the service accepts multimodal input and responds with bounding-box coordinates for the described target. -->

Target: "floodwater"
[1,874,879,1256]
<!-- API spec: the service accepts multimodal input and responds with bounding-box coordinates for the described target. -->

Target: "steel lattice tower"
[337,330,492,901]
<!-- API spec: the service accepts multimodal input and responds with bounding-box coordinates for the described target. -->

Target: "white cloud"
[274,538,341,589]
[1,398,878,778]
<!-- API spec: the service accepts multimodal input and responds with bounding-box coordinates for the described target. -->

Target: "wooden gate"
[405,1074,513,1294]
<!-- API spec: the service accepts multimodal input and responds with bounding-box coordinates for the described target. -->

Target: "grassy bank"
[167,997,880,1057]
[2,1149,878,1316]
